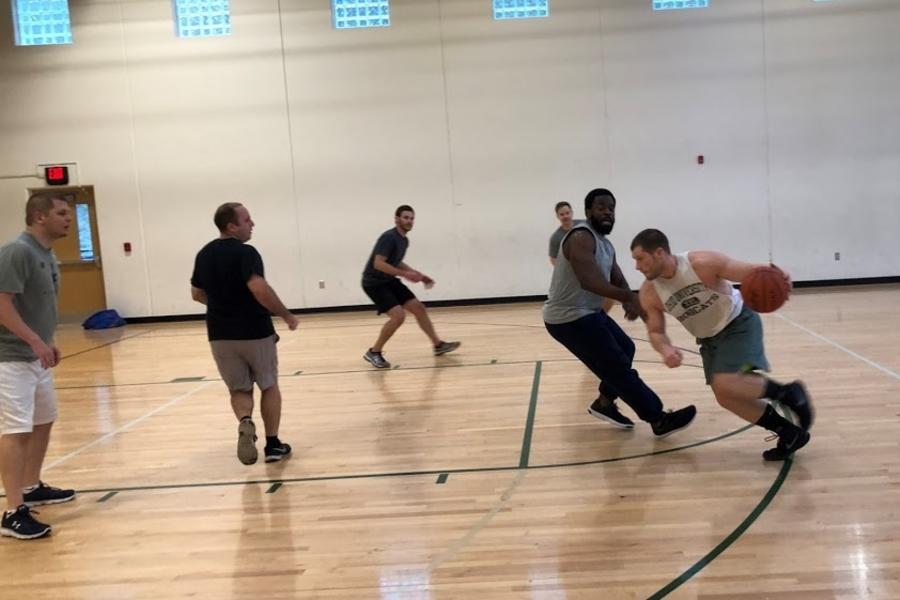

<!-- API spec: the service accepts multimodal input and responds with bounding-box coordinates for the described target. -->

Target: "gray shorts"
[697,306,770,385]
[210,334,279,392]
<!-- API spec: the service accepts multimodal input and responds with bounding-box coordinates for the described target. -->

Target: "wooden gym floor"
[1,284,899,599]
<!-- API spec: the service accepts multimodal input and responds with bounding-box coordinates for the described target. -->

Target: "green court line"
[24,423,781,598]
[647,457,793,599]
[518,361,542,468]
[528,424,754,470]
[12,423,751,499]
[171,376,204,383]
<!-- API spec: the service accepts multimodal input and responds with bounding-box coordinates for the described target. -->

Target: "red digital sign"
[45,165,69,186]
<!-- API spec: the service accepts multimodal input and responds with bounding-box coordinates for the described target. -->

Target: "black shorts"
[363,279,416,314]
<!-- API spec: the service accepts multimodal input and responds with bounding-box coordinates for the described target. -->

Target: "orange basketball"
[741,265,791,313]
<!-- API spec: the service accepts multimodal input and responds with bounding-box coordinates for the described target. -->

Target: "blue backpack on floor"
[82,309,127,330]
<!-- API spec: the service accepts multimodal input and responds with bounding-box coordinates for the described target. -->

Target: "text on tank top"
[651,253,743,339]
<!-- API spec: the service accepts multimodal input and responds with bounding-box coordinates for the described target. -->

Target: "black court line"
[648,457,793,599]
[60,328,156,361]
[432,320,703,357]
[97,491,118,503]
[15,424,753,500]
[436,473,448,484]
[171,376,205,383]
[518,361,542,468]
[266,482,283,494]
[54,356,703,392]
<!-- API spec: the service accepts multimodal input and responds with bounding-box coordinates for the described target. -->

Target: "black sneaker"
[22,481,75,507]
[778,381,815,431]
[587,398,634,429]
[1,505,51,540]
[265,442,292,463]
[364,349,391,369]
[237,419,258,465]
[651,405,698,439]
[433,341,461,356]
[763,429,811,461]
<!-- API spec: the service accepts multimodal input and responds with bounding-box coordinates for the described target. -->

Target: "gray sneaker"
[433,341,461,356]
[364,349,391,369]
[237,419,258,465]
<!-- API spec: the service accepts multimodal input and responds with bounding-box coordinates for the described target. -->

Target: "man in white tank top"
[629,228,815,461]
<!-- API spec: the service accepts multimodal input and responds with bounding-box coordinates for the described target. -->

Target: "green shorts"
[697,306,770,385]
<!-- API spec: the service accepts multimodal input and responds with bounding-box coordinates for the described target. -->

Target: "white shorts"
[0,360,58,435]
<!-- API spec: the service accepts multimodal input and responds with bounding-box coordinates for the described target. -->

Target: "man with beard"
[630,228,813,460]
[361,205,460,369]
[543,189,696,437]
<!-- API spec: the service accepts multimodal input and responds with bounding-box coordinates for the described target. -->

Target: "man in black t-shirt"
[191,203,298,465]
[361,205,460,368]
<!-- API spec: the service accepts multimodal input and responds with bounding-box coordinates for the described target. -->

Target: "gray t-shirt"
[548,220,585,259]
[0,233,60,362]
[543,222,615,325]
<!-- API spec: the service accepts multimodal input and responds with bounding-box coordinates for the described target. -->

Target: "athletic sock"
[755,403,800,437]
[763,379,787,400]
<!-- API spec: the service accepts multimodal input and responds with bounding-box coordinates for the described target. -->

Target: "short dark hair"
[395,204,414,217]
[584,188,616,211]
[214,202,243,232]
[630,228,671,254]
[25,194,67,226]
[554,201,571,213]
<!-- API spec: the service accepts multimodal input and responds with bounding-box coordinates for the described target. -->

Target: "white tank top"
[651,253,743,339]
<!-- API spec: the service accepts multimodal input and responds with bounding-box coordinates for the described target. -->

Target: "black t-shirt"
[190,238,275,341]
[362,228,409,287]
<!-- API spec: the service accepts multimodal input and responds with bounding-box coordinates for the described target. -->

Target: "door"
[31,186,107,322]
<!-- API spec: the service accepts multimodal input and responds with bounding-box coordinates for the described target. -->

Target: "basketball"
[741,265,791,313]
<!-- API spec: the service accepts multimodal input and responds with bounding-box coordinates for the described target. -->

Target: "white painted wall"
[0,0,897,317]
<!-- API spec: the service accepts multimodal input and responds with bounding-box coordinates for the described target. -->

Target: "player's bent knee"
[387,308,406,324]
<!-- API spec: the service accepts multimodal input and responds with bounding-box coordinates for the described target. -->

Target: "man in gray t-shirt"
[0,195,76,541]
[548,201,584,266]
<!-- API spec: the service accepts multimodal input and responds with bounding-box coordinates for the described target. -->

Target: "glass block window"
[652,0,709,10]
[173,0,231,38]
[12,0,73,46]
[332,0,390,30]
[75,204,95,262]
[493,0,549,20]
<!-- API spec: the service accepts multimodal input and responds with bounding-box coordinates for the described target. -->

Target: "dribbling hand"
[284,314,299,331]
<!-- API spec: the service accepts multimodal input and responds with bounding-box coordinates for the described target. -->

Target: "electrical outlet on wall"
[834,252,840,261]
[318,280,325,289]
